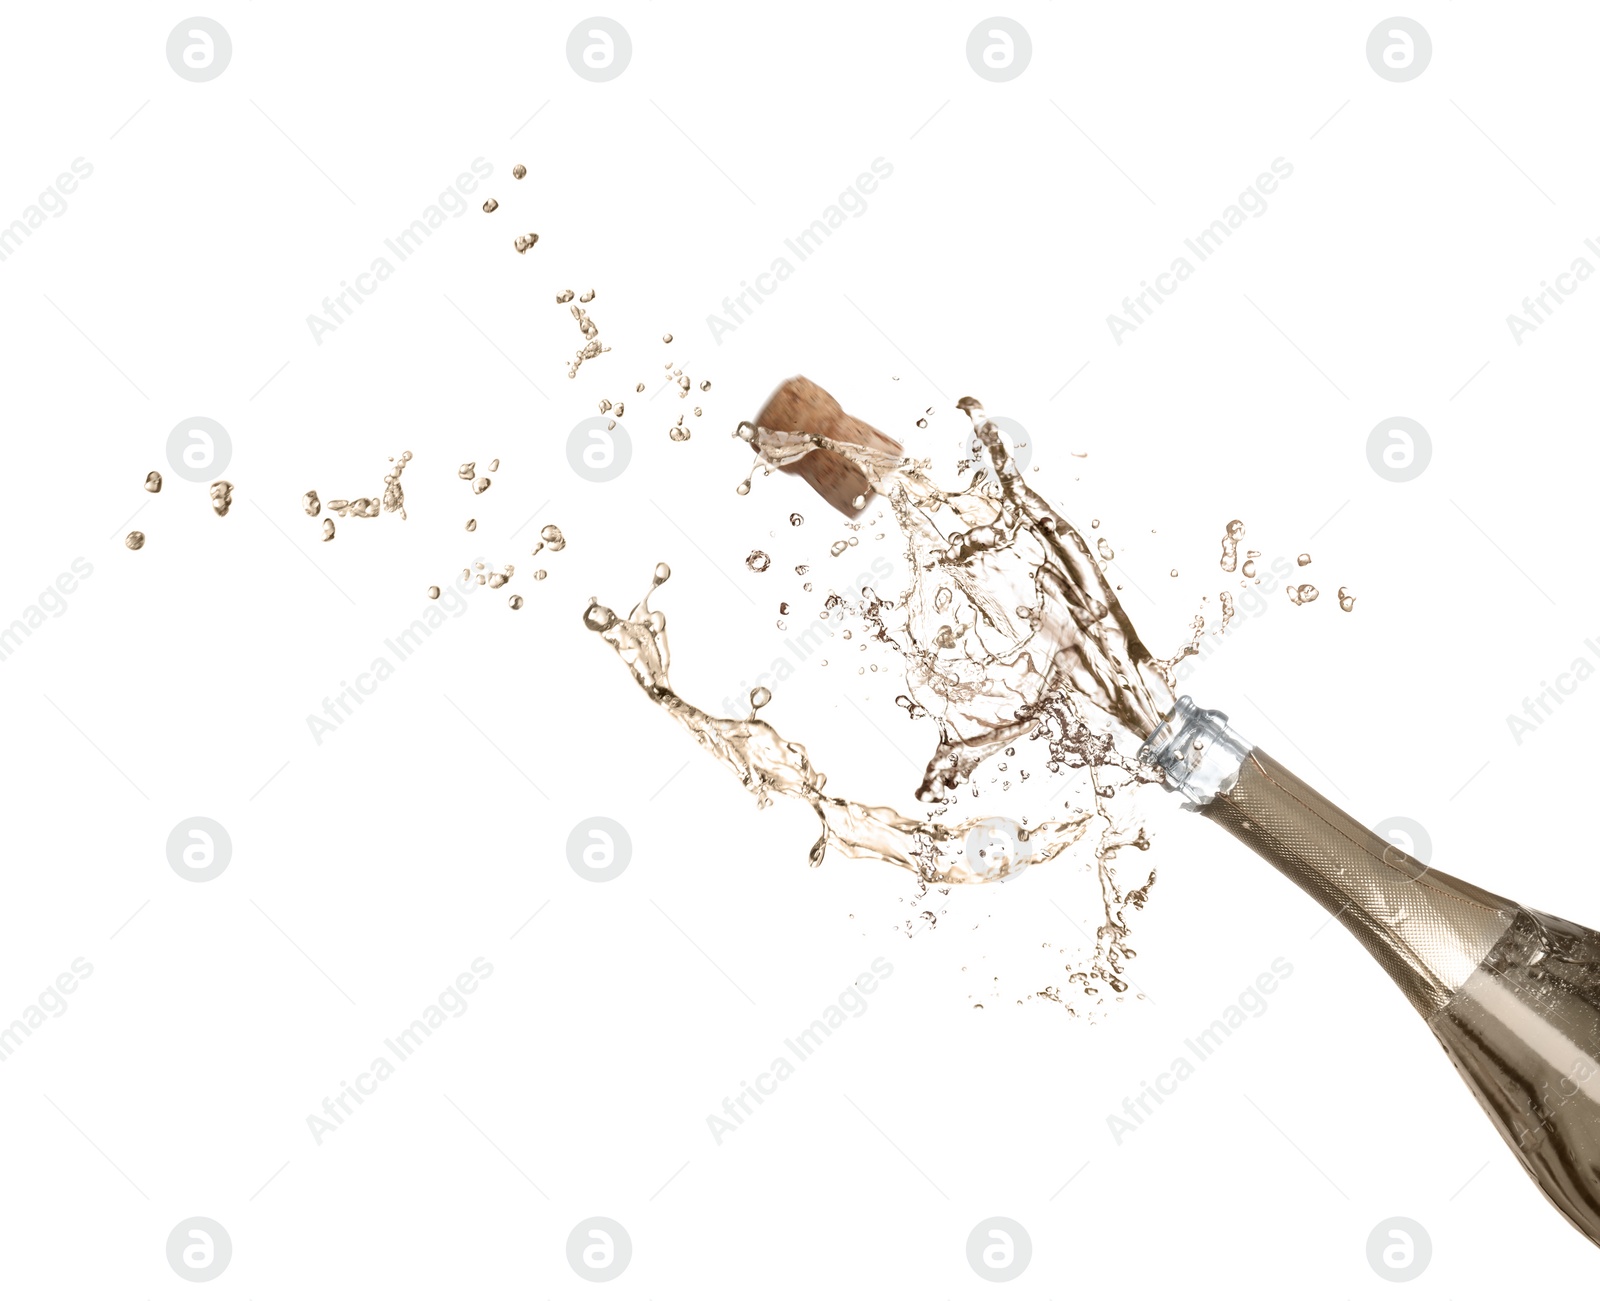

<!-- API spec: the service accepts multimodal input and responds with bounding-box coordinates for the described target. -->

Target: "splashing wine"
[587,376,1600,1247]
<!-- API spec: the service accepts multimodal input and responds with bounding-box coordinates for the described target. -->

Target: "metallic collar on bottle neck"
[1140,696,1252,807]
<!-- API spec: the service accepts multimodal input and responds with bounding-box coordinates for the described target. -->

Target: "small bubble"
[746,550,771,572]
[465,519,477,532]
[830,540,849,557]
[533,569,548,581]
[662,333,673,344]
[636,382,646,392]
[512,163,526,179]
[124,531,145,550]
[1297,553,1312,566]
[1169,568,1178,577]
[795,564,810,575]
[427,585,441,599]
[749,686,772,712]
[779,602,790,614]
[916,418,927,428]
[1242,559,1256,579]
[509,594,524,609]
[700,380,711,391]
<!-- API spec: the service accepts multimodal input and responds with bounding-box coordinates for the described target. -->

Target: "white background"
[2,2,1598,1295]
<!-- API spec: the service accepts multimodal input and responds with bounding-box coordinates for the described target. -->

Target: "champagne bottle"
[1144,696,1600,1248]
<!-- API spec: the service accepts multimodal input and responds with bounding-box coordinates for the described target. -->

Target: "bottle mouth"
[1140,696,1253,807]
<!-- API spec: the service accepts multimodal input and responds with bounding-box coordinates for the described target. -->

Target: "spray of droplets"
[589,400,1188,1012]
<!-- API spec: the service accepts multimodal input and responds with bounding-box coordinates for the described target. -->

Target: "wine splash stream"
[584,399,1188,1002]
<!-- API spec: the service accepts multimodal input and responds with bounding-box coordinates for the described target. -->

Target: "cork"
[753,376,903,517]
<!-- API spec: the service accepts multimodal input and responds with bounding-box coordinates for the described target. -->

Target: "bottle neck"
[1144,697,1516,1015]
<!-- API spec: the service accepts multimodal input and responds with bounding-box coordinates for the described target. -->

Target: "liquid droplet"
[746,550,771,572]
[124,531,145,550]
[1338,586,1356,612]
[143,471,162,493]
